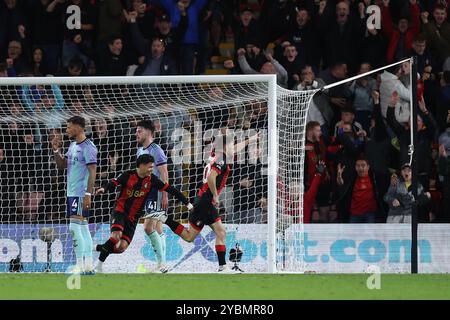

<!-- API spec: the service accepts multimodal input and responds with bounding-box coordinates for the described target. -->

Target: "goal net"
[0,75,316,273]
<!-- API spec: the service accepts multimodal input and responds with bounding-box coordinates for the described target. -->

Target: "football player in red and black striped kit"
[93,154,192,272]
[157,134,254,273]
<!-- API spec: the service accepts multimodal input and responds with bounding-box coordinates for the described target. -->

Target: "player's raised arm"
[234,131,259,155]
[51,135,67,169]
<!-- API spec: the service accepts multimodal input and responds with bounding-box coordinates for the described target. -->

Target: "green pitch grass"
[0,274,449,300]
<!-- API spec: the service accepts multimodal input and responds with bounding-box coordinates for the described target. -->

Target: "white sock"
[69,220,85,269]
[80,221,93,270]
[160,232,166,265]
[84,256,93,271]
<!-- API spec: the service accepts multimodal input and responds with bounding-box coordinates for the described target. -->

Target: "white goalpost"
[0,74,317,273]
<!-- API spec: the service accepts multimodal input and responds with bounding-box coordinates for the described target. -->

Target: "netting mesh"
[276,87,318,273]
[0,76,317,273]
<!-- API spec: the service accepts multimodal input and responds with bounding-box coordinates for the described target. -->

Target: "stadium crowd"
[0,0,449,224]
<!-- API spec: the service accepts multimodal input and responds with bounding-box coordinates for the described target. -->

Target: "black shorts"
[188,195,221,231]
[110,212,138,244]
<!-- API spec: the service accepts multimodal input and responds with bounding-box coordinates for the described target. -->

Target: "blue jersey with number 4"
[65,139,98,197]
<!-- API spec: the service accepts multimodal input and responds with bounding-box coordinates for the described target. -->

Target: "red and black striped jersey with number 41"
[103,170,189,222]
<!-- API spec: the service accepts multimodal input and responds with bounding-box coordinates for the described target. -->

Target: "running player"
[152,132,255,273]
[94,154,192,272]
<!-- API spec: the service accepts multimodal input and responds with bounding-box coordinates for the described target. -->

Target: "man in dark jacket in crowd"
[284,7,320,70]
[134,37,177,76]
[97,36,129,76]
[316,0,366,73]
[336,156,384,223]
[386,91,437,189]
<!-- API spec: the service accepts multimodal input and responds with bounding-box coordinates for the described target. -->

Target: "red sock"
[175,225,185,236]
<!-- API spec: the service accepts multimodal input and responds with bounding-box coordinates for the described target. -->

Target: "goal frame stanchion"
[267,75,278,274]
[0,74,281,274]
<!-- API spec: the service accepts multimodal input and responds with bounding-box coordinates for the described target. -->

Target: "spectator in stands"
[380,63,411,121]
[97,0,123,45]
[6,40,28,75]
[61,56,87,76]
[15,126,46,222]
[304,121,331,223]
[280,44,303,89]
[238,43,266,72]
[384,163,431,223]
[130,0,156,40]
[381,0,421,63]
[336,157,382,223]
[421,4,450,68]
[62,32,91,70]
[350,63,377,131]
[320,62,352,127]
[409,34,436,75]
[0,0,27,60]
[409,34,440,115]
[21,84,65,131]
[316,0,366,73]
[334,121,367,202]
[127,10,180,75]
[237,48,288,88]
[97,36,129,76]
[92,118,120,221]
[153,14,186,61]
[21,84,64,113]
[44,128,66,220]
[386,91,437,192]
[301,161,326,224]
[150,0,208,75]
[126,4,188,61]
[300,66,332,137]
[133,37,177,75]
[333,106,363,138]
[30,0,66,74]
[232,6,261,55]
[284,7,320,70]
[365,90,391,221]
[261,0,296,48]
[360,11,387,69]
[30,47,49,76]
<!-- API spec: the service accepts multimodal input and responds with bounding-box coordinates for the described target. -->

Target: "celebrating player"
[52,116,98,275]
[135,120,169,273]
[94,154,192,272]
[152,132,255,273]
